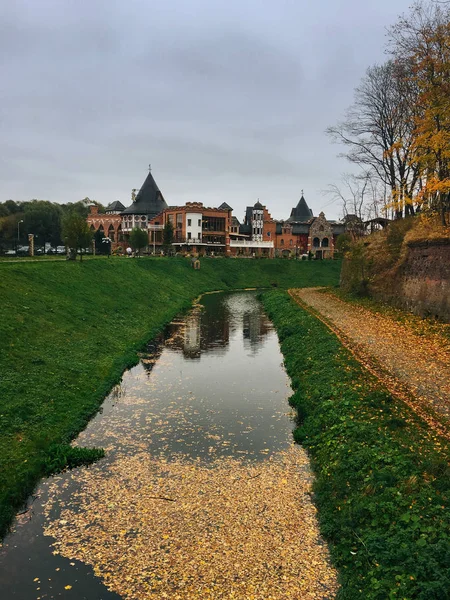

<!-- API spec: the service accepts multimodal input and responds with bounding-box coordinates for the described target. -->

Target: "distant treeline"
[0,198,105,251]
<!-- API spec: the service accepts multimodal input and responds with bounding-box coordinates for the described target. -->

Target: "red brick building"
[86,167,344,257]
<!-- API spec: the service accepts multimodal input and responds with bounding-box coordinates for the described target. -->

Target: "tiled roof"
[121,171,168,217]
[286,195,314,222]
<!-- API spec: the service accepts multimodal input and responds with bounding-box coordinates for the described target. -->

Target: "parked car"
[4,249,16,256]
[56,246,66,254]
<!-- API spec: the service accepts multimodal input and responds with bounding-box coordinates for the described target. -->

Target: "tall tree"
[23,200,62,248]
[61,212,92,261]
[129,227,148,256]
[389,0,450,225]
[325,173,386,233]
[163,220,174,250]
[327,60,420,218]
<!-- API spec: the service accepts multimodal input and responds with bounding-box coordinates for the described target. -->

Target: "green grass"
[262,290,450,600]
[0,256,340,539]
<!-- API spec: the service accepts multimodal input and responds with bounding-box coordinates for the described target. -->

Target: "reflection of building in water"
[183,311,202,359]
[243,310,271,352]
[140,338,164,377]
[168,304,230,359]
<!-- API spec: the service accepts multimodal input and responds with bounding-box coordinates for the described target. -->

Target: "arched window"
[289,239,293,246]
[313,237,320,247]
[319,225,324,232]
[322,237,329,248]
[280,239,284,246]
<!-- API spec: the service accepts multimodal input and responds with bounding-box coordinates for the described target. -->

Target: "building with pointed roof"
[105,201,125,214]
[120,169,168,237]
[228,194,344,258]
[286,195,314,223]
[121,170,168,217]
[86,171,345,257]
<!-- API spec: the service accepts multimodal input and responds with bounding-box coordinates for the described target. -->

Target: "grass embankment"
[262,291,450,600]
[0,257,340,539]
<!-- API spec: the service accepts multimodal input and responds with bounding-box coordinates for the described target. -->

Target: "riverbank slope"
[263,290,450,599]
[0,257,340,538]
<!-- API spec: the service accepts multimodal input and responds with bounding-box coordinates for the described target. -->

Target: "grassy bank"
[262,291,450,600]
[0,257,340,539]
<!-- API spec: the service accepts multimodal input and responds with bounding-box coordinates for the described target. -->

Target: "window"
[198,219,201,227]
[167,214,174,225]
[267,231,271,237]
[322,237,329,248]
[280,239,284,246]
[289,239,293,246]
[176,213,183,229]
[187,232,191,240]
[319,225,324,232]
[313,237,320,247]
[202,217,225,231]
[188,219,192,226]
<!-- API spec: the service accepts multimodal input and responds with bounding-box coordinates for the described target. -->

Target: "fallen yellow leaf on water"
[64,585,72,590]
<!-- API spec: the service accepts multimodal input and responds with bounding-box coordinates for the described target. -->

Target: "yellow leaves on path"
[290,288,450,434]
[44,447,338,599]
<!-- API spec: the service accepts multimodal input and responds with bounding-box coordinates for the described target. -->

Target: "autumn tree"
[61,212,92,261]
[327,60,420,218]
[389,0,450,225]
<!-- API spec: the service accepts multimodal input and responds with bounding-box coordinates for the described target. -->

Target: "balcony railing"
[172,238,225,246]
[230,240,274,248]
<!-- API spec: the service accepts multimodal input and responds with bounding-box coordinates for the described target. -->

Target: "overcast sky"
[1,0,414,221]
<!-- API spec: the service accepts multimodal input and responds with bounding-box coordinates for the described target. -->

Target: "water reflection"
[161,292,272,360]
[76,291,294,462]
[0,291,299,600]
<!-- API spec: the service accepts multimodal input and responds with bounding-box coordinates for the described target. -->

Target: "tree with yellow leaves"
[389,1,450,225]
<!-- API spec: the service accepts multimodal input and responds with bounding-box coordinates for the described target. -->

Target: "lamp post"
[102,236,112,258]
[17,219,23,252]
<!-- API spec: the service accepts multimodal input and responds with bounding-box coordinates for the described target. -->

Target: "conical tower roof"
[121,170,168,217]
[287,195,313,222]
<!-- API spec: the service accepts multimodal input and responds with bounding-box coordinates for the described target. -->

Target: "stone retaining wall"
[373,240,450,321]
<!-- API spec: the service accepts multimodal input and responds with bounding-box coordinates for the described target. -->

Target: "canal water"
[0,291,337,599]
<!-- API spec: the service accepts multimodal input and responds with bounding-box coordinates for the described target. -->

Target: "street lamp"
[102,236,112,258]
[17,219,23,252]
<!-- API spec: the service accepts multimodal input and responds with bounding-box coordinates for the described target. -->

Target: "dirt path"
[290,288,450,433]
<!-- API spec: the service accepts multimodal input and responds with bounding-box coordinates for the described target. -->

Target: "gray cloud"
[1,0,413,220]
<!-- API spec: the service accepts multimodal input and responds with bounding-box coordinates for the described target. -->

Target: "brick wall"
[369,240,450,321]
[396,241,450,320]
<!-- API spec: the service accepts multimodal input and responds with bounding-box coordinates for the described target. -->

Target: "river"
[0,291,337,599]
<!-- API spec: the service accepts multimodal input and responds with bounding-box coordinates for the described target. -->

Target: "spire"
[286,193,313,222]
[122,167,168,216]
